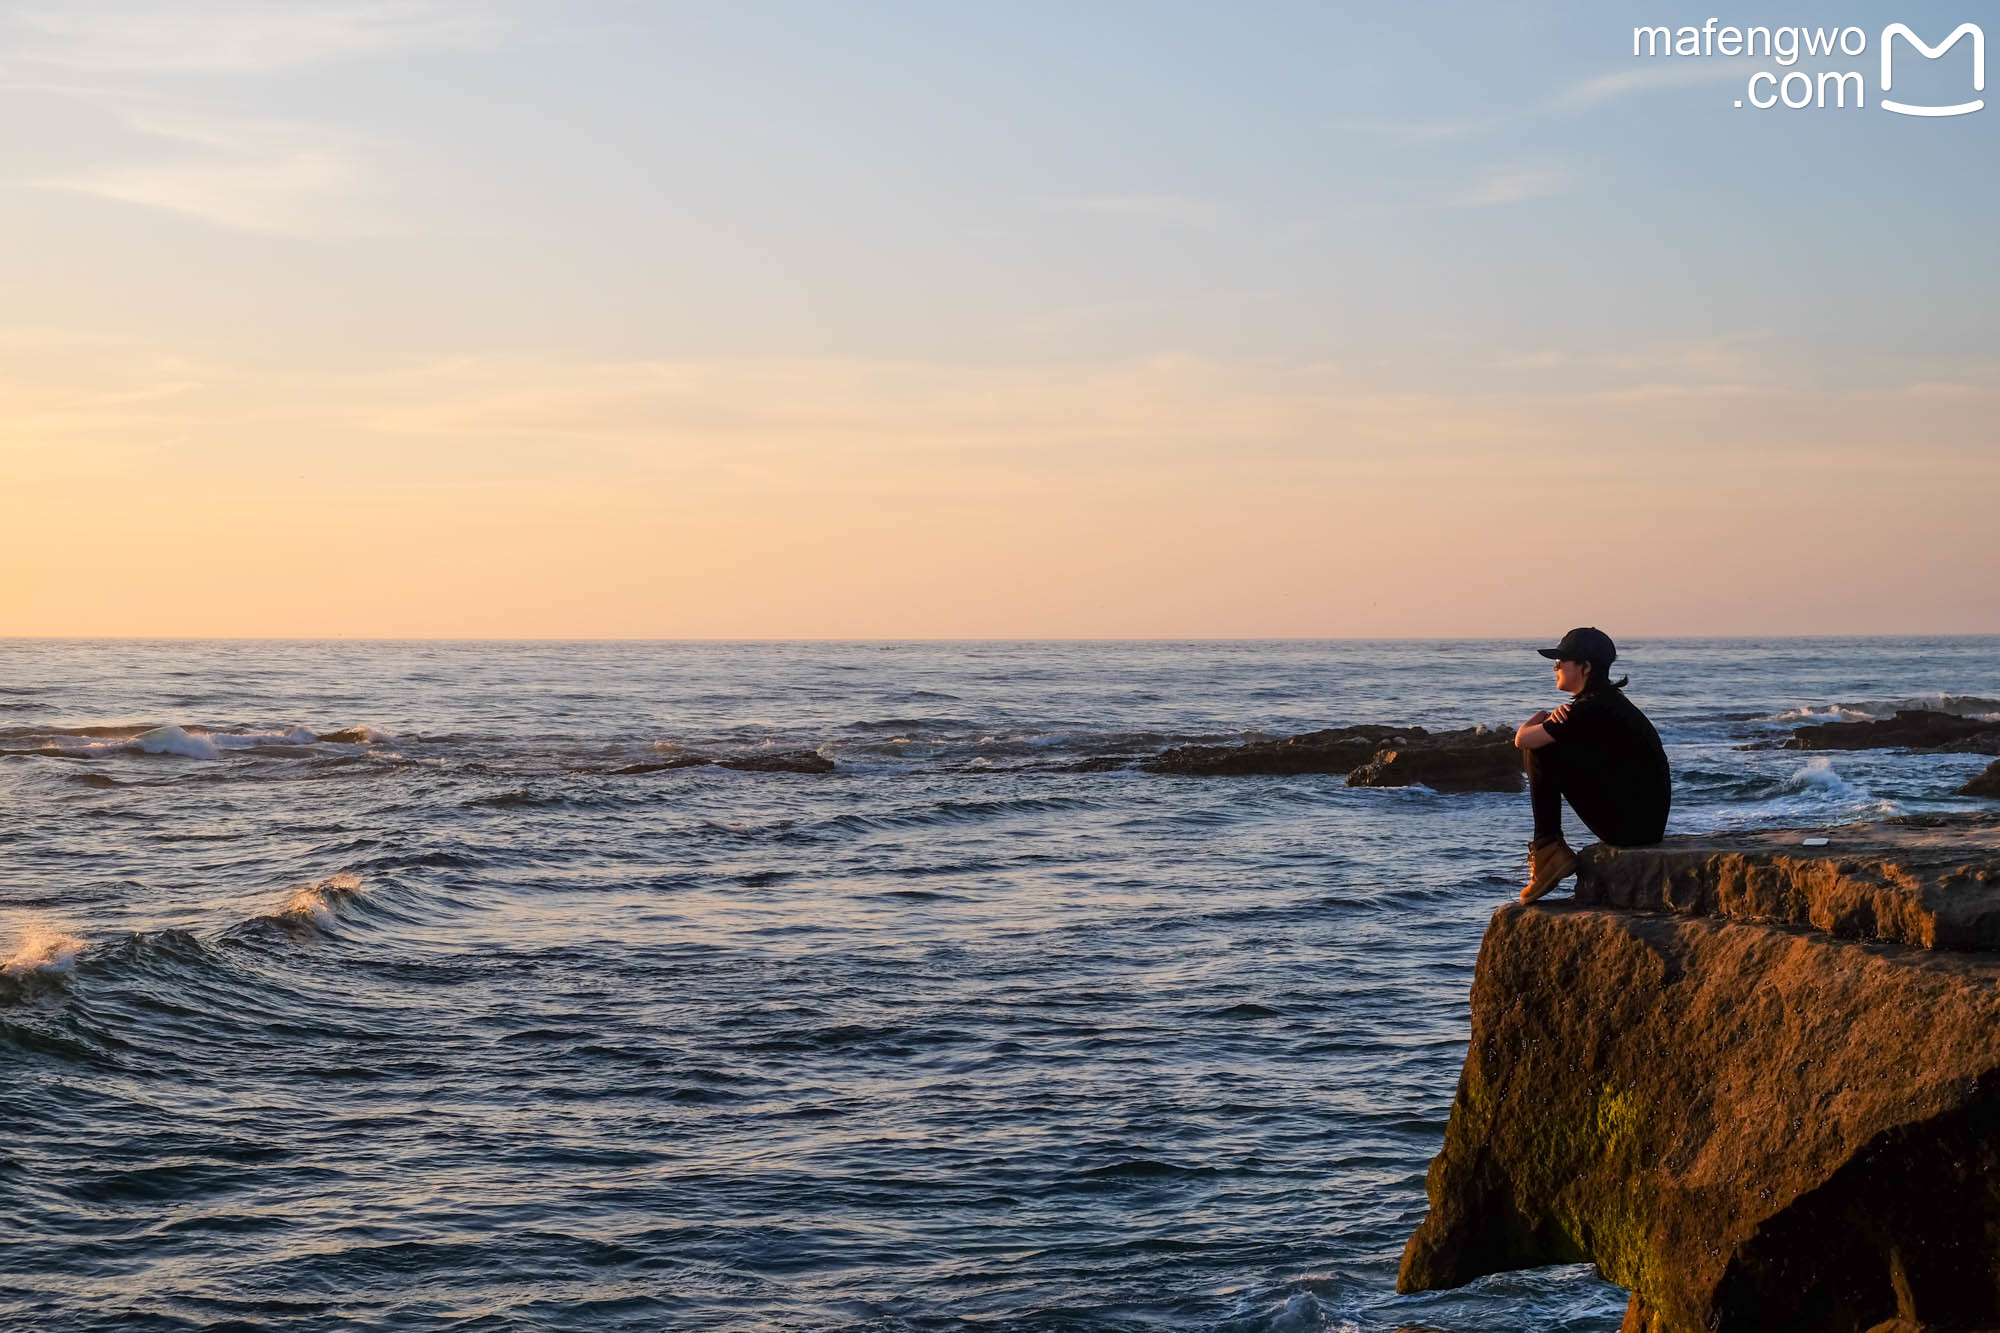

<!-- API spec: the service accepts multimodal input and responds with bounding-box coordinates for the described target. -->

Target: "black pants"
[1525,744,1665,848]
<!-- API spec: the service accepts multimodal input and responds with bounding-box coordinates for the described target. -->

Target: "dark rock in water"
[1344,727,1522,793]
[1060,755,1136,773]
[1144,724,1415,776]
[717,750,835,774]
[1962,760,2000,799]
[1144,723,1520,790]
[610,755,712,775]
[1785,709,2000,755]
[1399,813,2000,1333]
[610,750,834,775]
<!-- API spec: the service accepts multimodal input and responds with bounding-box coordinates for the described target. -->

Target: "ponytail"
[1582,662,1629,693]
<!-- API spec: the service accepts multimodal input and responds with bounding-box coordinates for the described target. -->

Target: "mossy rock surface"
[1400,816,2000,1332]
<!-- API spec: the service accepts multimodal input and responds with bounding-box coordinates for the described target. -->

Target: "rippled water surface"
[5,639,1998,1331]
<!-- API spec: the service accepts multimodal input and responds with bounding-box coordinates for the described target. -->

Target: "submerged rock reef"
[1399,813,2000,1333]
[1143,723,1408,775]
[609,749,835,774]
[1784,708,2000,756]
[1144,724,1521,791]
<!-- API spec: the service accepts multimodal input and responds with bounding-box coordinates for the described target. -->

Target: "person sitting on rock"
[1513,627,1670,903]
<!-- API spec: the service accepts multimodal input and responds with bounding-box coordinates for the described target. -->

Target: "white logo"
[1880,22,1984,117]
[1633,19,1988,116]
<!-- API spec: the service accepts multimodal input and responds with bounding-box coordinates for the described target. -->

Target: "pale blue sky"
[7,2,1994,373]
[3,2,1995,636]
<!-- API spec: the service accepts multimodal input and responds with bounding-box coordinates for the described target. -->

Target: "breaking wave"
[270,872,366,930]
[1,722,405,761]
[3,925,85,978]
[1767,694,2000,724]
[1777,755,1862,797]
[1700,755,1902,830]
[3,874,369,1003]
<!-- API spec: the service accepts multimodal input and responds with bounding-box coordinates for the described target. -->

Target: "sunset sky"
[4,0,1995,637]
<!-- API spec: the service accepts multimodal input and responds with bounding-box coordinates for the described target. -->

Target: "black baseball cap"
[1537,627,1616,666]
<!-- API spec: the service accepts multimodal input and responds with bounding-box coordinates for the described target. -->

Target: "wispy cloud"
[1,2,509,232]
[1459,160,1569,207]
[1560,61,1745,107]
[1331,61,1745,158]
[1497,332,1774,385]
[3,0,504,73]
[26,111,370,234]
[1328,60,1745,151]
[1043,193,1221,228]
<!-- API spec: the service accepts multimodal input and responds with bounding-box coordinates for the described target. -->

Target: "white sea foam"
[975,731,1072,748]
[134,725,221,760]
[318,725,398,744]
[1698,755,1900,827]
[1771,705,1876,724]
[49,724,228,759]
[1770,694,2000,724]
[277,872,363,928]
[212,727,319,750]
[28,722,404,760]
[3,926,85,977]
[1701,756,1885,830]
[1780,755,1859,796]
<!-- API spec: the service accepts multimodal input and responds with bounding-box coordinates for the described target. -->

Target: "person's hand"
[1549,702,1573,725]
[1526,709,1551,726]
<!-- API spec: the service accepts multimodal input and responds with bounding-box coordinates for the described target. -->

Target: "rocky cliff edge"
[1398,813,2000,1333]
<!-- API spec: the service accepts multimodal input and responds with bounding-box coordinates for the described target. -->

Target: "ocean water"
[4,638,1998,1333]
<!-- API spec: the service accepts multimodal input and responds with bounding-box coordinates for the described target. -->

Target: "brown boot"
[1521,838,1578,904]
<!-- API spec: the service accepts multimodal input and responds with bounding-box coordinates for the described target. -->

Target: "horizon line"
[6,633,1999,645]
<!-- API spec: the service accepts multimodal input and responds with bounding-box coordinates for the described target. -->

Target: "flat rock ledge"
[1576,815,2000,950]
[1398,813,2000,1333]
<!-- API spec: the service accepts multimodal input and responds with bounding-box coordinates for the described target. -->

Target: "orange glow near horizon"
[8,346,1997,638]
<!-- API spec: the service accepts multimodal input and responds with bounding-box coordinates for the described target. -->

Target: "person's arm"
[1515,708,1554,750]
[1514,701,1574,751]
